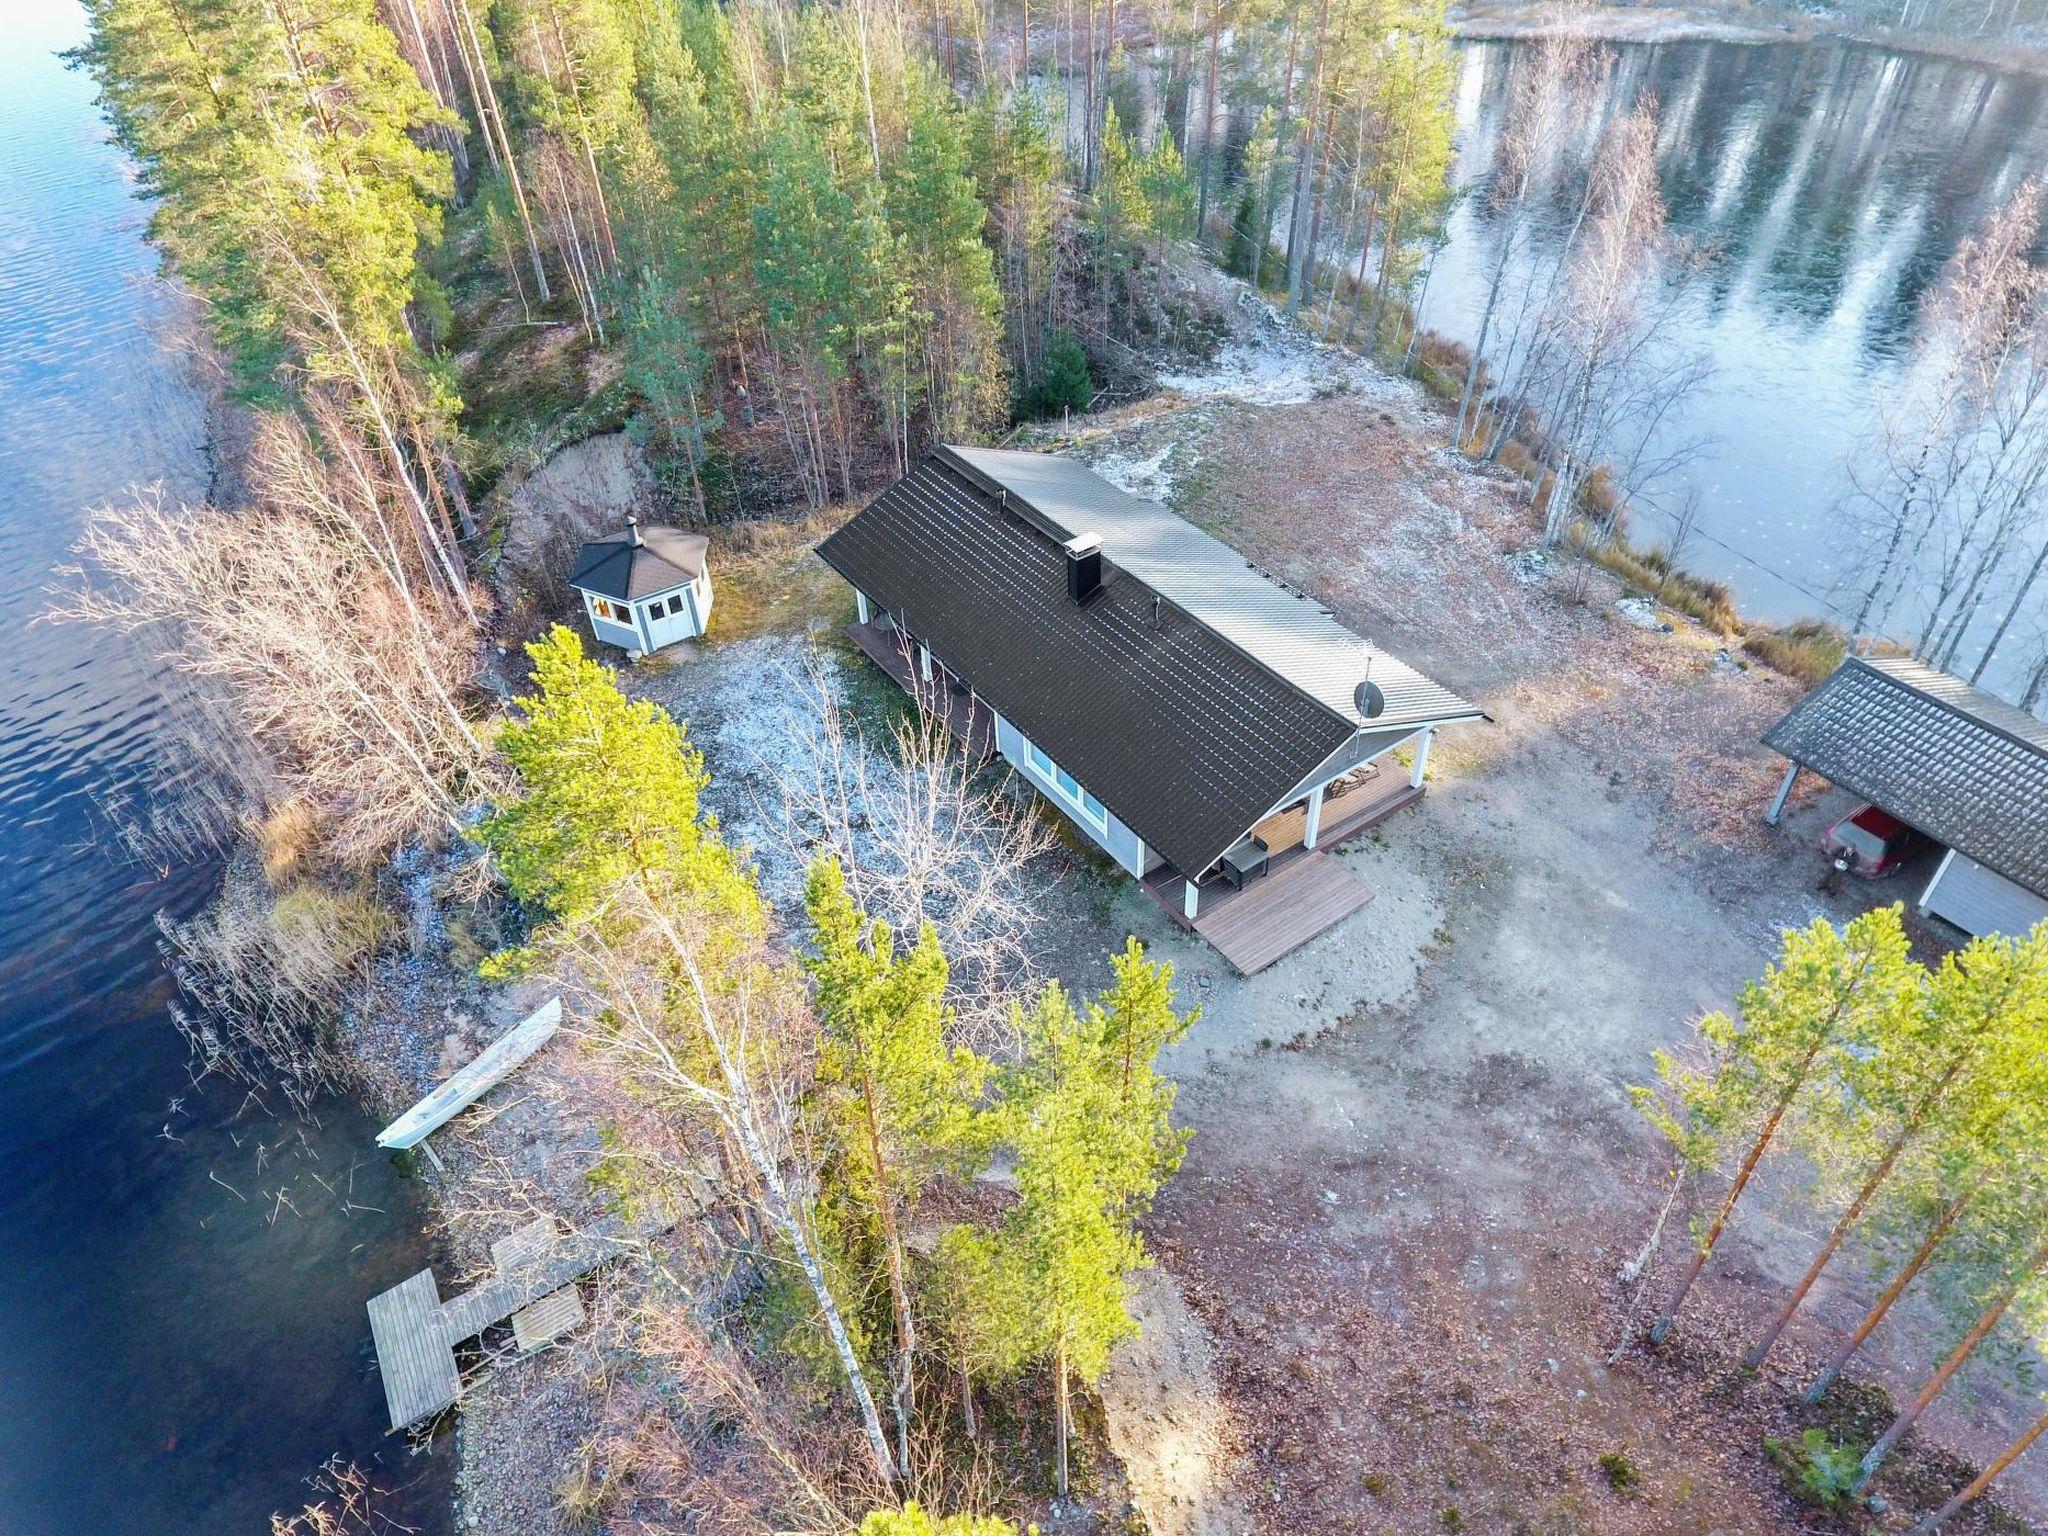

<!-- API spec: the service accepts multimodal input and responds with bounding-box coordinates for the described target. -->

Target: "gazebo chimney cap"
[627,515,644,547]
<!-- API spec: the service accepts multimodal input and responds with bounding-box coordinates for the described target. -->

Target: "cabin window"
[667,594,686,616]
[1020,736,1108,832]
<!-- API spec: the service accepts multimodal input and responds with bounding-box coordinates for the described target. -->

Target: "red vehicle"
[1821,804,1924,879]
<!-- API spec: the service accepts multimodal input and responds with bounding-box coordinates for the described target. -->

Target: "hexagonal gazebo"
[567,517,712,655]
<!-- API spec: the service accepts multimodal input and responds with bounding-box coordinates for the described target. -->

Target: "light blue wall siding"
[993,713,1152,877]
[589,614,645,651]
[1922,852,2048,938]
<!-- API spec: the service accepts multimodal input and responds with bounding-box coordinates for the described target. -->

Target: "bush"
[269,881,393,983]
[1744,618,1849,686]
[1766,1428,1862,1509]
[1598,1448,1642,1496]
[1024,327,1094,419]
[1582,535,1743,635]
[257,798,326,886]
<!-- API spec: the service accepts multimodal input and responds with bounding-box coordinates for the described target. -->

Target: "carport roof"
[1763,656,2048,896]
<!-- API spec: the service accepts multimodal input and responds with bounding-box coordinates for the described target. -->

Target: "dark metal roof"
[568,525,709,601]
[1764,656,2048,896]
[947,446,1484,730]
[817,449,1484,876]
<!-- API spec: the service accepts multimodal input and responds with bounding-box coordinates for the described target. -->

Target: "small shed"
[1762,655,2048,938]
[568,517,712,654]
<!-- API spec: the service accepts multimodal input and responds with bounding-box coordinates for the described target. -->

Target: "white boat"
[376,997,563,1150]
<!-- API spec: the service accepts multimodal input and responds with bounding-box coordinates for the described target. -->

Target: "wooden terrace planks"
[366,1220,620,1432]
[1191,853,1375,975]
[844,620,998,760]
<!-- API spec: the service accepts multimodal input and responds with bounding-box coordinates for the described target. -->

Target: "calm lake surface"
[0,5,451,1532]
[1424,37,2048,698]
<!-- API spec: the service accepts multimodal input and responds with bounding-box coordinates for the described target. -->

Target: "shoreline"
[1446,2,2048,77]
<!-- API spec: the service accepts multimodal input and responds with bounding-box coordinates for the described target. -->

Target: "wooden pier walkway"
[366,1217,618,1432]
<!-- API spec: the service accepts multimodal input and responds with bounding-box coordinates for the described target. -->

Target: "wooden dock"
[366,1217,617,1432]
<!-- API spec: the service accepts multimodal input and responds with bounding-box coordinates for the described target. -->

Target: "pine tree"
[1091,99,1150,296]
[1636,907,1920,1343]
[1230,107,1280,281]
[937,954,1195,1495]
[804,856,989,1472]
[886,59,1007,447]
[1749,927,2048,1367]
[480,624,757,958]
[1088,938,1197,1213]
[1139,126,1197,297]
[77,0,457,395]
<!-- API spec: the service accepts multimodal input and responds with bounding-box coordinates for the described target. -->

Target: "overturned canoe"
[375,997,562,1150]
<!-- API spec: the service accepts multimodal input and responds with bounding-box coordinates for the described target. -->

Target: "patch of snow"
[1157,291,1404,408]
[1091,443,1181,503]
[1504,547,1550,585]
[1615,596,1669,631]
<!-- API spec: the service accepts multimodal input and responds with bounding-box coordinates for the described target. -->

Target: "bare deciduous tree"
[1492,98,1711,552]
[1453,17,1608,447]
[768,651,1054,1039]
[1843,178,2048,672]
[55,413,496,865]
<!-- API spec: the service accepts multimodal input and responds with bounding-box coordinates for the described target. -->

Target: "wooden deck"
[1144,773,1425,976]
[367,1217,617,1432]
[844,619,997,760]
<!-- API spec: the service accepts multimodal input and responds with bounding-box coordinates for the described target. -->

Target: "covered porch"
[1141,757,1426,976]
[843,616,998,761]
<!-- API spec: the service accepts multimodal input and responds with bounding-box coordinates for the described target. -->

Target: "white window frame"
[1021,733,1108,833]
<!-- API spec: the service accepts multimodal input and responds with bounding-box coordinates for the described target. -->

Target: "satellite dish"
[1354,678,1387,719]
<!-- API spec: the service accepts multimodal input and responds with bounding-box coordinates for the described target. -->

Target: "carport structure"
[1762,656,2048,937]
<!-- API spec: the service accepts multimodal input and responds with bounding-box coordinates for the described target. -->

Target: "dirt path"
[1099,1270,1251,1536]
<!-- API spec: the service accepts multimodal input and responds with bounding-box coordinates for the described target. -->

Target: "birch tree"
[480,628,900,1486]
[58,414,492,866]
[1453,26,1607,446]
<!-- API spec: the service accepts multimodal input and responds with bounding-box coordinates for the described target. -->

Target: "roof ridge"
[1855,655,2048,758]
[936,445,1446,736]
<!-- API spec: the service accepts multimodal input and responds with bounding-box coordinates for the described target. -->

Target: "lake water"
[1422,37,2048,700]
[0,5,451,1532]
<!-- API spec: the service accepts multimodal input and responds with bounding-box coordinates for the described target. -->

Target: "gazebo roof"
[569,521,709,601]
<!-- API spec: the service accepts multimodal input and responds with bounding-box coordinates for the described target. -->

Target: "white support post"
[1182,878,1200,922]
[855,589,871,626]
[1303,782,1326,850]
[1765,760,1799,826]
[1918,846,1957,914]
[1409,727,1434,789]
[919,643,933,683]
